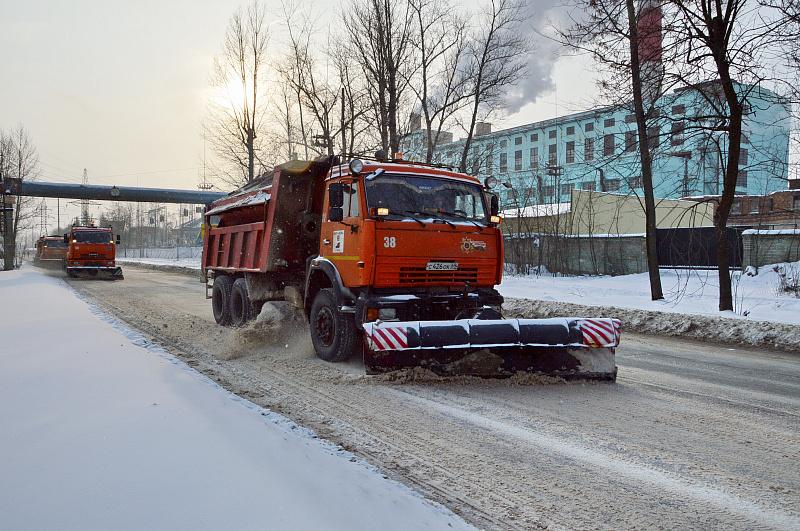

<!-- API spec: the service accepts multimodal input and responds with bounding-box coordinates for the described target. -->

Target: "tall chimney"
[637,0,663,104]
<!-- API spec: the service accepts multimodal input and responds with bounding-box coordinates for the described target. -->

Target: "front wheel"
[309,288,357,362]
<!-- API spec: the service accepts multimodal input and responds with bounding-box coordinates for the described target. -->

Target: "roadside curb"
[503,297,800,353]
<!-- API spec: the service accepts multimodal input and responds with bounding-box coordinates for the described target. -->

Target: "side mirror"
[63,234,69,244]
[490,194,499,216]
[116,235,121,245]
[328,207,344,222]
[328,183,344,208]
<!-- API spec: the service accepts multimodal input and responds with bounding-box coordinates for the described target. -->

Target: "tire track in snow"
[394,388,800,530]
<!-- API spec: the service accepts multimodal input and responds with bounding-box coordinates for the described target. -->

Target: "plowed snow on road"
[63,266,800,530]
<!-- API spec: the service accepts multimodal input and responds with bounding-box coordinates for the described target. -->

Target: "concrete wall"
[742,232,800,267]
[505,234,647,276]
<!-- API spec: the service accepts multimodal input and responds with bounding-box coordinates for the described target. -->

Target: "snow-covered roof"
[742,229,800,235]
[502,203,571,218]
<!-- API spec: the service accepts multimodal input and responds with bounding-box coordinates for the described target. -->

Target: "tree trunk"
[625,0,663,300]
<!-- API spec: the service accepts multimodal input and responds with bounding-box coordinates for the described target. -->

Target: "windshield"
[44,239,67,248]
[365,174,487,222]
[74,231,112,243]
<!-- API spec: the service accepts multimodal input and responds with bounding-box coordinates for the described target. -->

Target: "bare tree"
[344,0,415,155]
[561,0,666,300]
[458,0,528,173]
[0,126,39,270]
[407,0,471,163]
[206,0,271,186]
[668,0,789,310]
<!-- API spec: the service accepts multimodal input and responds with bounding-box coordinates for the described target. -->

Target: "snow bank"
[0,270,472,530]
[500,264,800,351]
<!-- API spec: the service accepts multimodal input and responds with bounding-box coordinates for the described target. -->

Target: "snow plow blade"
[363,317,620,380]
[66,266,124,280]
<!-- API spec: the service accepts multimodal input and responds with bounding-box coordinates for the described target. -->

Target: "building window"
[500,139,507,149]
[548,144,557,165]
[499,153,508,174]
[625,131,637,153]
[731,198,742,215]
[514,136,522,146]
[581,181,596,191]
[606,179,621,192]
[604,118,615,128]
[566,125,575,135]
[566,141,575,164]
[603,134,615,156]
[750,199,759,214]
[548,130,557,139]
[629,176,643,188]
[543,185,555,197]
[767,198,774,212]
[647,126,660,150]
[670,122,685,146]
[625,114,636,123]
[585,122,594,132]
[486,152,493,176]
[514,150,522,171]
[740,148,748,166]
[737,170,748,188]
[672,104,685,115]
[530,147,538,168]
[530,133,538,142]
[560,183,575,196]
[793,195,800,211]
[584,138,594,161]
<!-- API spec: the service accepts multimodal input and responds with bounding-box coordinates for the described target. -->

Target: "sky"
[0,0,599,234]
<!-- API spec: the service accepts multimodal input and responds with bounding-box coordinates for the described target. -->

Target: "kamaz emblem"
[460,237,487,253]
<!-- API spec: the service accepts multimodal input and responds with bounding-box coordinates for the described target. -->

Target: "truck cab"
[64,226,123,279]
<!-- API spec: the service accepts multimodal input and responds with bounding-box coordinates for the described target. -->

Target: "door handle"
[323,239,331,245]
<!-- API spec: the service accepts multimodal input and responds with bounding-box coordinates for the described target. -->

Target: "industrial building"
[400,81,791,209]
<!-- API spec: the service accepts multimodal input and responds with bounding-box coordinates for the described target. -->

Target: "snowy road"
[63,266,800,530]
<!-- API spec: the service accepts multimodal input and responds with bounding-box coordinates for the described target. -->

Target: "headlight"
[484,176,498,189]
[349,159,364,174]
[378,308,397,320]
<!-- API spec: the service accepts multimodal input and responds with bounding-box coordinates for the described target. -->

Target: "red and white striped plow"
[578,318,622,348]
[362,317,621,380]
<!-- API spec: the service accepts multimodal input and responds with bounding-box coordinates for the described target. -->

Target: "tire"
[309,288,357,362]
[212,275,234,326]
[230,277,254,327]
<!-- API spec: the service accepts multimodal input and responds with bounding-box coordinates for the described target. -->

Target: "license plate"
[426,261,458,271]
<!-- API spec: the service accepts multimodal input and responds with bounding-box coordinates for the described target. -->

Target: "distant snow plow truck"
[63,225,123,279]
[202,156,620,379]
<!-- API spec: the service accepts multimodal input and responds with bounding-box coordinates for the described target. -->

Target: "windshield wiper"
[398,210,427,227]
[438,210,483,228]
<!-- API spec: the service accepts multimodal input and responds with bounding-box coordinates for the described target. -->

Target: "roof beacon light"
[484,176,498,189]
[349,159,364,175]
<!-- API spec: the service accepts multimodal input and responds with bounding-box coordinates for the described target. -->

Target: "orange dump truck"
[33,235,68,268]
[64,225,123,279]
[202,157,620,378]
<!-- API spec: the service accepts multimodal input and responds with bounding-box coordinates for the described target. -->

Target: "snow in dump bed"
[500,262,800,325]
[0,269,472,531]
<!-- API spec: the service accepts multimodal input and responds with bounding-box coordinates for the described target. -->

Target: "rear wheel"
[212,275,234,326]
[309,288,357,362]
[230,277,254,327]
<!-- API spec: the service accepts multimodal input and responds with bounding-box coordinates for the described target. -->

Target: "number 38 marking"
[383,236,396,248]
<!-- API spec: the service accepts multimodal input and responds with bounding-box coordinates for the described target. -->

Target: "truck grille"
[398,266,478,285]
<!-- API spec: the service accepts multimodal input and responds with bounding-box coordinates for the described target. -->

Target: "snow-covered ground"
[0,269,471,531]
[500,263,800,325]
[118,250,800,326]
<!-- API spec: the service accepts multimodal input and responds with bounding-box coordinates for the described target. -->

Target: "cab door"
[321,178,364,287]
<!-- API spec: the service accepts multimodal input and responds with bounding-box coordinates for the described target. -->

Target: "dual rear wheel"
[212,275,256,327]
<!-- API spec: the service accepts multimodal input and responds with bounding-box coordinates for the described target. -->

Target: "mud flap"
[362,318,620,380]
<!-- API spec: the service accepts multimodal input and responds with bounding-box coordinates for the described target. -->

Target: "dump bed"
[202,160,328,274]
